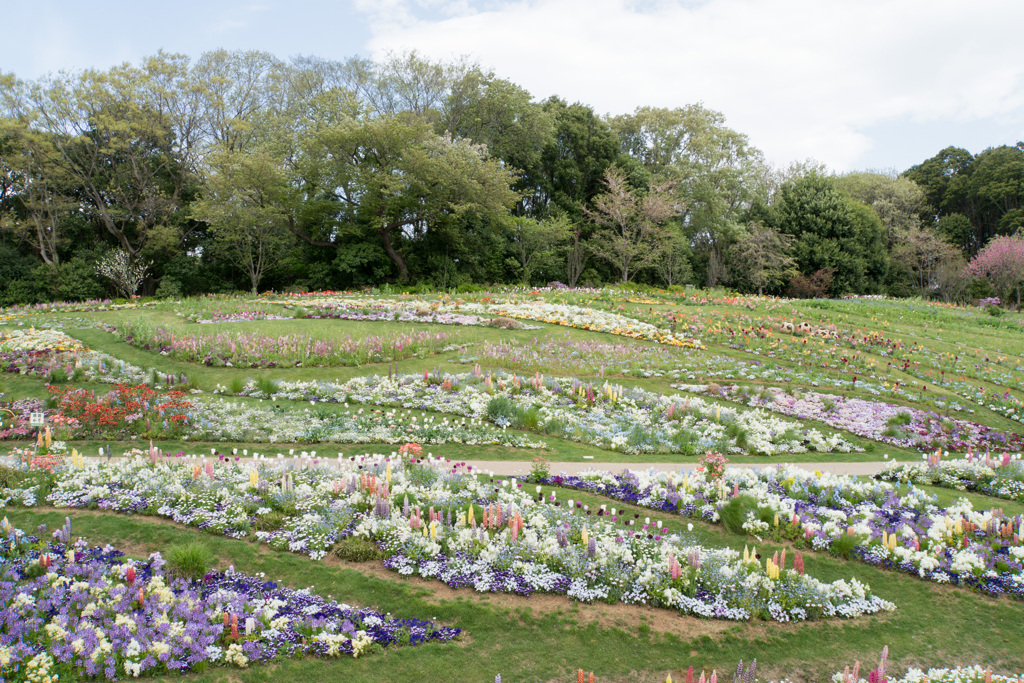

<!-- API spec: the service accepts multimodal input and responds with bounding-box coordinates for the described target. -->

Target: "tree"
[192,49,285,152]
[443,69,554,216]
[892,228,964,297]
[652,231,693,287]
[308,116,520,281]
[508,215,571,285]
[966,234,1024,307]
[764,174,888,296]
[96,248,149,298]
[538,99,620,219]
[584,168,677,283]
[0,117,74,265]
[2,53,204,263]
[835,172,925,248]
[730,222,796,295]
[611,105,771,287]
[903,146,975,220]
[193,148,296,294]
[565,223,587,288]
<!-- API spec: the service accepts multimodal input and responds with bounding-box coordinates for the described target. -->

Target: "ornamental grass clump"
[165,541,216,581]
[718,494,760,535]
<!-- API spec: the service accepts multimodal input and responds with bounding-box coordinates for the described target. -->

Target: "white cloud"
[358,0,1024,170]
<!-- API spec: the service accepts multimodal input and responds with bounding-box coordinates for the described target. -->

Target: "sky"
[3,0,1023,173]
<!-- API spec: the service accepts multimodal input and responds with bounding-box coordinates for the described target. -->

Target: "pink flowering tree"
[966,234,1024,307]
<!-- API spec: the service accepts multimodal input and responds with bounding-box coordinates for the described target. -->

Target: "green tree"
[508,215,572,285]
[538,99,620,219]
[835,172,925,247]
[892,227,964,297]
[765,174,888,296]
[443,69,554,216]
[610,105,770,287]
[730,222,796,296]
[307,115,520,281]
[193,148,296,294]
[2,53,204,263]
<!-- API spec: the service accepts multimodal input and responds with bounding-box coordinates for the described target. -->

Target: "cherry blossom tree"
[966,234,1024,307]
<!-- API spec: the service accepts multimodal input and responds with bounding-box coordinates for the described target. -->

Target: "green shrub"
[228,376,247,394]
[512,406,541,431]
[256,377,279,397]
[252,511,290,532]
[718,494,760,535]
[155,277,182,299]
[0,465,27,489]
[165,542,216,580]
[829,532,861,560]
[333,537,385,562]
[886,412,912,426]
[486,396,516,425]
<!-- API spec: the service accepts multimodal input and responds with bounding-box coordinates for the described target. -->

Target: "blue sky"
[4,0,1023,173]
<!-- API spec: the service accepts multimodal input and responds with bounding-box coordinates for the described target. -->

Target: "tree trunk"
[379,226,409,281]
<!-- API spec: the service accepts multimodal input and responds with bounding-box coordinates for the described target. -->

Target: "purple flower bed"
[680,384,1024,453]
[0,527,460,680]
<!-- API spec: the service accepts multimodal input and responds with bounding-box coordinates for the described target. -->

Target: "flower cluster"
[877,453,1024,504]
[0,526,459,680]
[227,370,855,456]
[542,464,1024,600]
[113,319,459,368]
[675,383,1022,453]
[0,454,892,622]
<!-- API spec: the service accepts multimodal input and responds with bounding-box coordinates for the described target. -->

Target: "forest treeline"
[1,50,1022,303]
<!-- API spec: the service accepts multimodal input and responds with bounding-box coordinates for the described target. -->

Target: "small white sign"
[29,412,46,426]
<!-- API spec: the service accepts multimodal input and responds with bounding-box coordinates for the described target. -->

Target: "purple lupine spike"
[734,660,743,683]
[587,536,596,558]
[745,660,756,683]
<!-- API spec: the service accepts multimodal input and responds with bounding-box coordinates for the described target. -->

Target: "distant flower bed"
[111,320,459,368]
[877,453,1024,504]
[224,370,856,455]
[674,383,1023,453]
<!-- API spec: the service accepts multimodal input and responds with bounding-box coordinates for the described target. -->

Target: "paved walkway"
[459,460,903,476]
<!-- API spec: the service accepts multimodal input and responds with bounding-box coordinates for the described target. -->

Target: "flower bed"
[540,464,1024,600]
[0,454,893,622]
[0,524,459,680]
[674,383,1022,453]
[112,319,460,368]
[226,370,855,456]
[0,328,87,353]
[877,454,1024,504]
